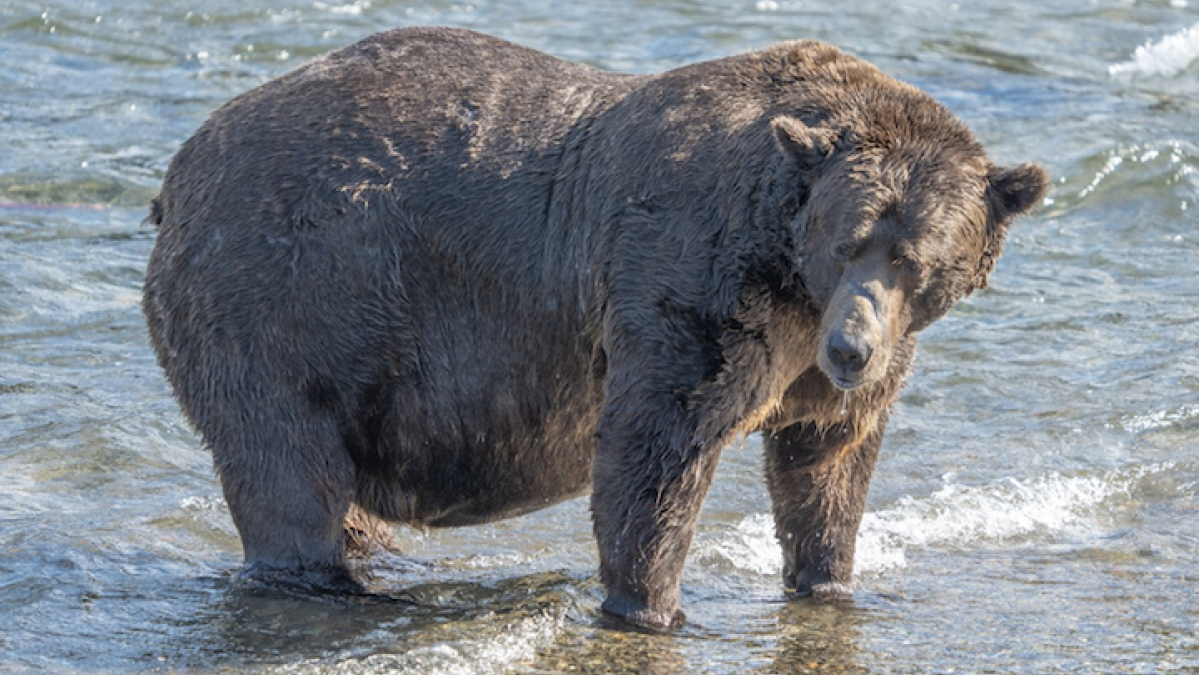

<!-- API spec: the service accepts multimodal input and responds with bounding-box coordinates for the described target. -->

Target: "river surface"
[2,1,1197,673]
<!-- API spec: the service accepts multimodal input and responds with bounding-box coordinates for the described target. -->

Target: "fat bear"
[142,26,1047,629]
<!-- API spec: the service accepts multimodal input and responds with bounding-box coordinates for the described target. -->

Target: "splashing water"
[274,611,563,675]
[1109,22,1199,78]
[694,464,1173,578]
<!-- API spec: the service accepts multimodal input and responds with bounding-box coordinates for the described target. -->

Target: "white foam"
[443,551,531,570]
[0,475,58,517]
[695,465,1171,578]
[1114,404,1199,433]
[313,1,371,15]
[694,513,781,576]
[1109,22,1199,78]
[857,471,1129,571]
[179,495,225,511]
[179,494,238,538]
[277,611,561,675]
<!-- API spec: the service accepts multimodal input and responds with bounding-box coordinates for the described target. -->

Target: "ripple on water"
[0,172,157,210]
[1044,139,1199,222]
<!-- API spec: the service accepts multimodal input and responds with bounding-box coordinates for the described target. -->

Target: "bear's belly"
[352,314,604,528]
[359,399,601,528]
[416,443,596,528]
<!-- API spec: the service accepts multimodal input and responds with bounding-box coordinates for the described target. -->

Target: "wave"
[178,495,239,541]
[854,466,1168,571]
[1115,405,1199,434]
[1109,22,1199,79]
[693,512,781,577]
[694,464,1173,578]
[275,611,562,675]
[312,1,372,15]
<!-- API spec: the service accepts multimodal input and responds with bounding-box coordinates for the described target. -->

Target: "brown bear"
[142,26,1047,629]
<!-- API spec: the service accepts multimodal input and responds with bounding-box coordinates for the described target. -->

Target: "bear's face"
[772,115,1047,391]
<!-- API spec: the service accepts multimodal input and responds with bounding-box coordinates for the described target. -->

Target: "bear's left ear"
[771,116,838,173]
[985,163,1049,222]
[974,163,1049,290]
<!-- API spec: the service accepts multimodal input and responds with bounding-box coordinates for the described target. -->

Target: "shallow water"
[2,1,1197,673]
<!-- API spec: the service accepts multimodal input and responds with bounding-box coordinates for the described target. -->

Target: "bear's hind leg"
[207,409,361,592]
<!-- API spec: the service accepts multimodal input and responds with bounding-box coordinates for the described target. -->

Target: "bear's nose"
[827,331,873,374]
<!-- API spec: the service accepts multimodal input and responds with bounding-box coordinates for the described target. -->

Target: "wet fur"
[143,27,1047,628]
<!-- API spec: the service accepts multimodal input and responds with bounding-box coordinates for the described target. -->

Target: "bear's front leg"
[590,396,724,630]
[763,416,886,597]
[592,371,738,633]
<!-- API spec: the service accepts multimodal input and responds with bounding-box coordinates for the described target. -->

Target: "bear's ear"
[985,163,1049,222]
[771,116,837,171]
[973,163,1049,290]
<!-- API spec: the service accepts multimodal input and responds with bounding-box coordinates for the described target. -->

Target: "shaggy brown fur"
[143,27,1047,629]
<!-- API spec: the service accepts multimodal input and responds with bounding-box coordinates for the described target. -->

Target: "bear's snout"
[819,323,882,391]
[826,329,874,377]
[817,273,897,391]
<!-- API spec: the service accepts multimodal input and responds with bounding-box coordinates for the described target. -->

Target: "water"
[1,1,1197,673]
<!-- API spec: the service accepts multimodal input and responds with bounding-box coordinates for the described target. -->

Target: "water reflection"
[527,595,873,675]
[763,600,869,675]
[192,570,583,672]
[201,586,410,667]
[535,623,688,675]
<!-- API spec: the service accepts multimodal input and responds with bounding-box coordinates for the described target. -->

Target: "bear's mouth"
[826,373,863,392]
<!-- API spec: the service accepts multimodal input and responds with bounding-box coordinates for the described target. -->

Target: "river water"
[1,1,1197,673]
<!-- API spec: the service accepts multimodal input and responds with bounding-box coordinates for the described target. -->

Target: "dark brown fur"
[142,27,1047,629]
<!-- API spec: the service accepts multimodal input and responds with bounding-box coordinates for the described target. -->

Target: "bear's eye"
[893,255,922,278]
[833,240,861,262]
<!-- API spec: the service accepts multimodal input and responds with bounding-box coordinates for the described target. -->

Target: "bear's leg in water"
[208,401,360,591]
[590,334,770,628]
[763,416,886,596]
[591,404,724,630]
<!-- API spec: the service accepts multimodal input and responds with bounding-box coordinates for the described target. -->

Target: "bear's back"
[152,28,634,240]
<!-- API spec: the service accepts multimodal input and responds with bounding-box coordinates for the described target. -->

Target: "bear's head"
[771,99,1047,392]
